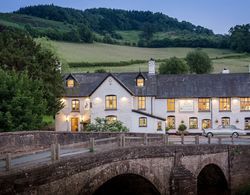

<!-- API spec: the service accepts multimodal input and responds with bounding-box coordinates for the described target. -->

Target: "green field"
[51,41,250,73]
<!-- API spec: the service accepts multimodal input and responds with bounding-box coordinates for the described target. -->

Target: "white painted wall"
[56,77,250,133]
[90,76,133,131]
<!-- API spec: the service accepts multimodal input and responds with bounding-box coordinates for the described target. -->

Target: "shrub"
[86,117,129,132]
[178,124,187,131]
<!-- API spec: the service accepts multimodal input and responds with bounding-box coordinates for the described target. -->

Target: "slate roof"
[63,72,250,98]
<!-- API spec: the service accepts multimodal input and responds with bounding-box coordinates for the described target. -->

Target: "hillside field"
[51,41,250,73]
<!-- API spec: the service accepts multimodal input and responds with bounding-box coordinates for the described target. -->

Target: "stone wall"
[0,131,162,154]
[0,143,250,194]
[229,145,250,193]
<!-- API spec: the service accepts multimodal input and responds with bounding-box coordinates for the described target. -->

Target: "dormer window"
[136,78,144,87]
[67,79,74,88]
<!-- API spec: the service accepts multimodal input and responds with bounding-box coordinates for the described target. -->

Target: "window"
[67,79,74,88]
[138,96,146,110]
[189,117,198,129]
[139,117,147,127]
[157,121,162,131]
[219,98,231,111]
[167,99,175,112]
[105,95,117,110]
[222,117,230,126]
[167,116,175,129]
[245,118,250,130]
[72,99,80,111]
[240,98,250,111]
[136,77,144,87]
[198,98,210,111]
[202,119,211,129]
[106,115,117,124]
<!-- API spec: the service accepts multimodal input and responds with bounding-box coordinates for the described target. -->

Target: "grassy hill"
[51,41,250,74]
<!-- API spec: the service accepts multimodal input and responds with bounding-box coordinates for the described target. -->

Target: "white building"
[56,59,250,133]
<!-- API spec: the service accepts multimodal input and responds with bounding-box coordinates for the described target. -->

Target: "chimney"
[148,58,156,74]
[222,68,230,74]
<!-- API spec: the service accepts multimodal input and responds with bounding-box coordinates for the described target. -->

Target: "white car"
[203,125,247,138]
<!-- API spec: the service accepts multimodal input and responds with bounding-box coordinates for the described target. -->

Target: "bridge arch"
[80,159,164,194]
[197,163,229,195]
[93,173,160,195]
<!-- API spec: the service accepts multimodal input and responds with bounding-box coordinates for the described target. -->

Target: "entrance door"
[71,117,79,132]
[202,119,211,129]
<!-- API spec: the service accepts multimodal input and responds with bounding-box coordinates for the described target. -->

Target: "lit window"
[67,79,74,88]
[138,96,146,110]
[106,115,117,124]
[105,95,117,110]
[189,117,198,129]
[72,99,80,112]
[167,116,175,129]
[136,78,144,87]
[245,118,250,130]
[157,121,162,131]
[167,99,175,112]
[139,117,147,127]
[222,117,230,126]
[202,119,211,129]
[219,98,231,111]
[240,98,250,111]
[198,98,210,111]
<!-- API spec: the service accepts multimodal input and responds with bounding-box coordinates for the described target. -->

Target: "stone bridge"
[0,144,250,195]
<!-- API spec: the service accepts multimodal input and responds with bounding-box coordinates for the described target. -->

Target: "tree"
[186,50,212,74]
[86,117,129,132]
[159,57,189,74]
[0,69,47,132]
[0,26,64,116]
[229,24,250,53]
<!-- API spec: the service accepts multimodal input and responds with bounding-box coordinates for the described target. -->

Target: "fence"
[0,134,248,172]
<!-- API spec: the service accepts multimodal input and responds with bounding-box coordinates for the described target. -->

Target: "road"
[0,135,249,172]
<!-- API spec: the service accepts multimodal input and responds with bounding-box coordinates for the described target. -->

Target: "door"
[71,117,79,132]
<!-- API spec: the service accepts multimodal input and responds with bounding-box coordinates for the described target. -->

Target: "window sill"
[219,110,231,112]
[71,110,80,112]
[198,110,211,112]
[138,109,146,111]
[240,110,250,112]
[167,111,175,112]
[105,109,117,111]
[139,126,147,128]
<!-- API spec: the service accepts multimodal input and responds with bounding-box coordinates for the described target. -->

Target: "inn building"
[55,59,250,133]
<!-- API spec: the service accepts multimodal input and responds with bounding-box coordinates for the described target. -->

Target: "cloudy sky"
[0,0,249,34]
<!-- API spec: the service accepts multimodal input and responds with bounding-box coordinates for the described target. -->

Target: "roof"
[63,72,250,98]
[132,109,165,121]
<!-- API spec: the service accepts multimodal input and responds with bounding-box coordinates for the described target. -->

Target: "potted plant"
[177,123,188,135]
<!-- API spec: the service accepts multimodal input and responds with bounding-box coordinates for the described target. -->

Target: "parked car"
[203,125,247,137]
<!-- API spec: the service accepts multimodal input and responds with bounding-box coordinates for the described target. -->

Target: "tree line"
[13,5,250,52]
[0,25,64,132]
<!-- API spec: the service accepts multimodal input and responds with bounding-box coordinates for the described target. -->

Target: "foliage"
[229,24,250,53]
[186,50,213,74]
[11,5,230,48]
[86,117,129,132]
[159,57,189,74]
[69,59,147,68]
[94,69,107,73]
[0,69,47,132]
[178,124,187,131]
[0,26,64,116]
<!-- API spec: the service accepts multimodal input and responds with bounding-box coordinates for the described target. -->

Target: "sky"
[0,0,249,34]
